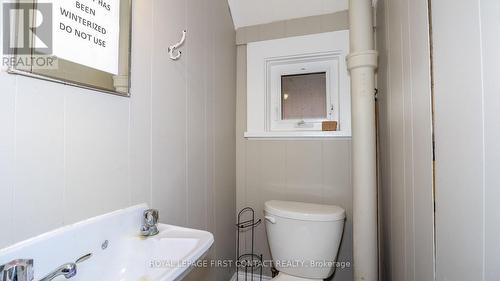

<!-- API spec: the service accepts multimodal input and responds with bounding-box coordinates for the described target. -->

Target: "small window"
[245,30,351,138]
[268,56,338,132]
[281,72,328,120]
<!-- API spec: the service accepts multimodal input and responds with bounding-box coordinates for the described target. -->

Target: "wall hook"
[168,30,187,60]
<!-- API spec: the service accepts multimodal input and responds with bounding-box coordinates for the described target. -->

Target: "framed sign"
[3,0,132,96]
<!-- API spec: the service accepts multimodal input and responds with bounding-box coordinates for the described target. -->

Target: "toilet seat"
[271,272,322,281]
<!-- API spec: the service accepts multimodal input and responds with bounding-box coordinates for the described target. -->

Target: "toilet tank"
[264,200,346,279]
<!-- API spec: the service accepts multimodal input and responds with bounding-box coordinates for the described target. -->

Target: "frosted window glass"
[281,72,327,120]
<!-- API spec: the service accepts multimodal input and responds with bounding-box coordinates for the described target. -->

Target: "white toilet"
[264,200,346,281]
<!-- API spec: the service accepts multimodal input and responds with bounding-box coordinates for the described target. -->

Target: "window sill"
[244,131,351,140]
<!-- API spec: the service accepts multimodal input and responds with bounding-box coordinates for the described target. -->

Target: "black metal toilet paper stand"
[236,207,263,281]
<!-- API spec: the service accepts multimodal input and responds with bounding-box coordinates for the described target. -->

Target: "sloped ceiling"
[228,0,349,29]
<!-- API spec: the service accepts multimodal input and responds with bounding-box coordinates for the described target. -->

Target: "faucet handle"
[144,209,159,227]
[0,259,34,281]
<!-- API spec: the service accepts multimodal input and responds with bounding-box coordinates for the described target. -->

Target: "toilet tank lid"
[264,200,345,221]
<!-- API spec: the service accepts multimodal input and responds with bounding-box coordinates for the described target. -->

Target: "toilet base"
[271,272,323,281]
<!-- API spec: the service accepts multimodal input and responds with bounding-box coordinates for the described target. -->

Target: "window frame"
[268,55,340,132]
[246,30,351,139]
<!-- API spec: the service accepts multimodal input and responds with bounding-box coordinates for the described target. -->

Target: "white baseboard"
[229,272,272,281]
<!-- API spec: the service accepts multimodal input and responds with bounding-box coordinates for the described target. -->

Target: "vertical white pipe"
[347,1,378,281]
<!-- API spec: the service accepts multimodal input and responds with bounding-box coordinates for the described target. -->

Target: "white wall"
[431,0,500,280]
[376,0,435,280]
[0,0,236,280]
[378,0,500,280]
[228,0,348,28]
[235,14,353,281]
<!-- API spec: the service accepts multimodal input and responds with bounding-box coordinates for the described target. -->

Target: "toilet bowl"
[264,200,345,281]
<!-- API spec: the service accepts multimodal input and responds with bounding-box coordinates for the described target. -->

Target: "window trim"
[267,54,341,132]
[246,30,351,139]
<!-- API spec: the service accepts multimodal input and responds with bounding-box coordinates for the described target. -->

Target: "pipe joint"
[347,50,378,71]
